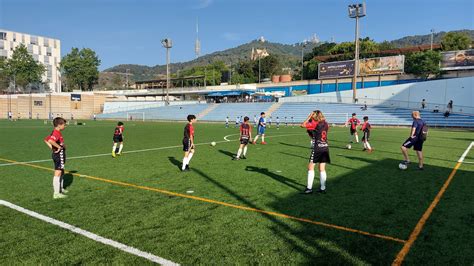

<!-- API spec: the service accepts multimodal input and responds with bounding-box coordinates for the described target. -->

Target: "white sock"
[320,171,327,190]
[237,148,242,158]
[253,135,259,142]
[187,152,194,165]
[53,176,61,194]
[118,143,123,153]
[307,170,315,190]
[262,135,265,142]
[363,142,367,149]
[182,157,188,170]
[112,143,117,153]
[366,142,372,150]
[355,135,359,143]
[243,146,248,156]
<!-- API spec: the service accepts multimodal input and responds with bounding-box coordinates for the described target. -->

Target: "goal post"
[323,112,349,126]
[126,112,145,122]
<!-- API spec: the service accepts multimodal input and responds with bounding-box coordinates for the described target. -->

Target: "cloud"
[193,0,212,9]
[222,32,241,41]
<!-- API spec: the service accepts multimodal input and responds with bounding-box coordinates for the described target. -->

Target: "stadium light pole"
[430,29,435,50]
[301,40,307,81]
[348,3,366,103]
[161,38,172,104]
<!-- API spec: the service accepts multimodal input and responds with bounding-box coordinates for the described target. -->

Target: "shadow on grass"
[168,156,182,170]
[63,170,77,189]
[245,166,305,191]
[218,149,235,159]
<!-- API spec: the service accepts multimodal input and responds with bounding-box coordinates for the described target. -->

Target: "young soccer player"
[346,113,360,144]
[112,122,125,158]
[225,116,229,128]
[44,117,68,199]
[182,114,196,171]
[302,110,330,194]
[235,116,240,128]
[360,116,373,152]
[233,116,252,160]
[253,112,267,145]
[268,116,272,128]
[401,111,425,170]
[276,117,280,129]
[254,115,258,128]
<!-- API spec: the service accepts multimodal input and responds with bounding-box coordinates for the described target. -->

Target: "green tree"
[441,32,472,51]
[304,42,337,61]
[0,57,9,92]
[328,38,379,60]
[405,50,442,78]
[259,54,281,79]
[233,60,257,84]
[4,44,45,91]
[303,58,320,80]
[61,47,101,91]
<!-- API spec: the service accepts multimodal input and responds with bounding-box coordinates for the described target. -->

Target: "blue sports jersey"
[258,117,266,128]
[412,119,425,137]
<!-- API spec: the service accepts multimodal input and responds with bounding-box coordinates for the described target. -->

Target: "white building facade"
[0,29,61,93]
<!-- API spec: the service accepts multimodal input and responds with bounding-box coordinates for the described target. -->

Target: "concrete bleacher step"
[265,102,283,116]
[197,104,218,119]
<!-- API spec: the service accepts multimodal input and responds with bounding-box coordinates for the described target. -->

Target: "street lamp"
[430,29,435,50]
[161,38,172,104]
[348,3,366,103]
[301,40,308,81]
[257,36,265,83]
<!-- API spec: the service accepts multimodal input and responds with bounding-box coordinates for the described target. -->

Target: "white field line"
[458,141,474,163]
[0,200,179,265]
[0,133,305,167]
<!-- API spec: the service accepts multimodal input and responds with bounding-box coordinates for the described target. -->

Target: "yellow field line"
[0,156,406,244]
[392,141,474,265]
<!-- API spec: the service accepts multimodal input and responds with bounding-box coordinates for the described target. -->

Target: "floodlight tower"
[348,2,366,103]
[161,38,172,104]
[195,18,201,58]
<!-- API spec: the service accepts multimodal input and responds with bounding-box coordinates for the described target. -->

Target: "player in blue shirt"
[401,111,426,170]
[253,112,267,145]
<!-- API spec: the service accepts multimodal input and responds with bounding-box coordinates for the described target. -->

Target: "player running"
[233,116,252,160]
[302,110,330,194]
[346,113,360,144]
[112,121,125,158]
[253,112,267,145]
[182,115,197,171]
[401,111,426,170]
[360,116,373,152]
[44,117,68,199]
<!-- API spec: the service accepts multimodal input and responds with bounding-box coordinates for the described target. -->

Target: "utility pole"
[430,29,435,50]
[301,40,307,81]
[348,3,366,103]
[161,38,172,104]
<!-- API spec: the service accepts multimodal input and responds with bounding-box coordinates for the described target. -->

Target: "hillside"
[103,29,474,83]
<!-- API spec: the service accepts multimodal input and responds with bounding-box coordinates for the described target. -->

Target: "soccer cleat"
[317,189,326,194]
[367,149,373,153]
[117,153,122,156]
[261,142,267,145]
[232,157,240,160]
[418,166,424,170]
[241,155,247,160]
[303,188,313,194]
[401,160,411,165]
[252,141,256,145]
[61,189,69,194]
[112,152,116,158]
[362,148,367,151]
[53,193,67,199]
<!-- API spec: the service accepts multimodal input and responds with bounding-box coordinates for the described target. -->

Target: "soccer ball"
[211,142,216,146]
[346,144,352,150]
[399,163,408,170]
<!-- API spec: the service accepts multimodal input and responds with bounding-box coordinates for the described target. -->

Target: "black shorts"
[350,128,357,135]
[240,137,250,145]
[183,138,194,152]
[113,135,123,143]
[362,131,370,141]
[52,149,66,170]
[402,137,424,151]
[309,149,331,164]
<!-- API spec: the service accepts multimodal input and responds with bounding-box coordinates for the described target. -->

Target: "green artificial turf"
[0,119,472,264]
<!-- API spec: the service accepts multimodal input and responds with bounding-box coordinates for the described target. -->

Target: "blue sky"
[1,0,472,70]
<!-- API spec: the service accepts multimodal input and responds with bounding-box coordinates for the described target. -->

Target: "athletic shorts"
[258,127,265,135]
[240,137,250,145]
[362,131,370,141]
[113,135,123,143]
[52,149,66,170]
[183,138,194,152]
[309,148,330,164]
[402,137,423,151]
[350,128,357,135]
